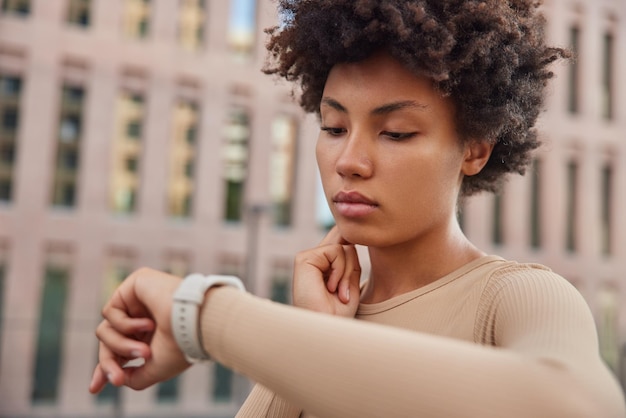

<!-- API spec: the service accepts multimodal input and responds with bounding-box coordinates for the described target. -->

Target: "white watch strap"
[172,274,245,363]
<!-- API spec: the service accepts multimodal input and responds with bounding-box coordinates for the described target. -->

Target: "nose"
[335,133,373,179]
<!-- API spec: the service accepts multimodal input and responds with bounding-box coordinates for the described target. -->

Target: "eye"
[320,126,347,136]
[381,131,418,141]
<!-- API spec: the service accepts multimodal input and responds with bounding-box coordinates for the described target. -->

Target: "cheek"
[315,140,334,189]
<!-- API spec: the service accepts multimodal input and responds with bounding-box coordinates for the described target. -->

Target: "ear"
[461,140,494,176]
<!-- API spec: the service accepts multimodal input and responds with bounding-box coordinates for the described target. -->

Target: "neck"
[360,219,484,304]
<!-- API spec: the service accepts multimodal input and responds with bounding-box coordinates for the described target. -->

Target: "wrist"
[171,274,246,363]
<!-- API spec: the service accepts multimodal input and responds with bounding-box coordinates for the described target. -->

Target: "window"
[601,163,613,256]
[157,377,180,403]
[565,160,578,252]
[2,108,17,129]
[213,363,233,402]
[228,0,257,56]
[602,32,614,120]
[598,286,619,372]
[1,0,30,16]
[31,261,71,403]
[51,85,85,208]
[567,26,580,114]
[0,74,22,203]
[0,245,7,357]
[110,91,145,214]
[530,159,542,248]
[222,107,250,222]
[270,263,291,304]
[178,0,206,51]
[167,100,199,218]
[269,114,298,227]
[126,121,142,138]
[492,193,504,246]
[66,0,91,27]
[122,0,151,39]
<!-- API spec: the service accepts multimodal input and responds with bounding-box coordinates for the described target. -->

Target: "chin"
[337,223,387,247]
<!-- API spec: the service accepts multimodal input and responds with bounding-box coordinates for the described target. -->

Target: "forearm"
[202,287,622,418]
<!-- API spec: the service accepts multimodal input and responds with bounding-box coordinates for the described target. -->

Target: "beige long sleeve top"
[202,256,625,417]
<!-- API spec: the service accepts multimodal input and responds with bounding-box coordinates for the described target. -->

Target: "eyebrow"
[320,97,429,115]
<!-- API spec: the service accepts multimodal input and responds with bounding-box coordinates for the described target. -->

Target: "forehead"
[322,52,452,114]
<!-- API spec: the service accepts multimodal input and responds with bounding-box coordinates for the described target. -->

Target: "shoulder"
[475,259,597,352]
[481,260,578,300]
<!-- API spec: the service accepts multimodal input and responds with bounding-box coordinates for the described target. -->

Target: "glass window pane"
[51,85,85,208]
[602,32,614,120]
[1,0,31,16]
[66,0,91,27]
[31,266,70,403]
[0,74,23,203]
[123,0,151,39]
[157,376,179,403]
[110,92,145,214]
[492,193,503,245]
[598,286,619,372]
[222,107,250,222]
[601,164,613,256]
[568,26,580,114]
[530,159,542,249]
[565,160,578,252]
[178,0,206,51]
[0,253,6,359]
[212,363,233,402]
[269,115,297,227]
[228,0,257,55]
[167,100,199,218]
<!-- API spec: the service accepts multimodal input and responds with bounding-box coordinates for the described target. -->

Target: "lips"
[332,191,378,217]
[333,191,377,205]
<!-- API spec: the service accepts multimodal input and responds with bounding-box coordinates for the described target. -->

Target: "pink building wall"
[0,0,624,416]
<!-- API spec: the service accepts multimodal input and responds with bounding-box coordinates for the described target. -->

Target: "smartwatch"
[171,274,245,363]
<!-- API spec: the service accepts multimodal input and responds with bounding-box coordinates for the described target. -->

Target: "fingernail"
[106,373,113,383]
[345,287,350,302]
[131,350,142,359]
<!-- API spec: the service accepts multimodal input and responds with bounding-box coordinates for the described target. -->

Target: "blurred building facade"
[0,0,624,417]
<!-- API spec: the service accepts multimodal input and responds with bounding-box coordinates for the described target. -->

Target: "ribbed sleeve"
[236,384,302,418]
[202,282,625,418]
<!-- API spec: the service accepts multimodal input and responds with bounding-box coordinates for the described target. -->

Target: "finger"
[319,225,351,246]
[94,339,129,389]
[105,277,151,321]
[89,363,109,394]
[96,320,151,360]
[323,244,346,294]
[337,245,361,303]
[103,304,155,337]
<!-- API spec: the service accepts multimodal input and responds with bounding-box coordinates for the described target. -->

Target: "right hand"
[292,226,362,318]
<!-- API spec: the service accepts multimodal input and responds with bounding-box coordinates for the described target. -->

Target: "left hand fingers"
[336,244,361,304]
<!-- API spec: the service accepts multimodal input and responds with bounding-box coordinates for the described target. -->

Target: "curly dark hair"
[263,0,568,195]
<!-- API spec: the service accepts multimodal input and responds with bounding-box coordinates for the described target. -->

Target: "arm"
[90,227,360,417]
[236,226,361,417]
[90,261,623,417]
[201,283,625,418]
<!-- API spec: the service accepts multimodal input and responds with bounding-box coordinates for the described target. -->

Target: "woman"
[89,1,625,416]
